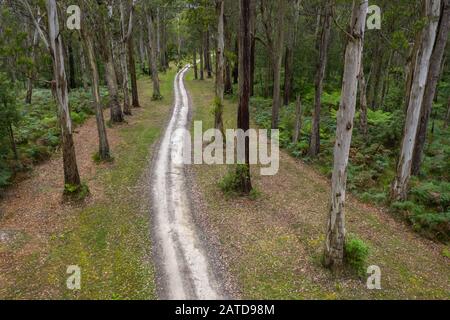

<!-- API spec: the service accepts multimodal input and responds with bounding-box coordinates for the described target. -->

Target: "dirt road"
[151,66,223,300]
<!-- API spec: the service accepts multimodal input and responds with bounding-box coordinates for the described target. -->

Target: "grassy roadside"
[185,71,450,299]
[3,69,176,300]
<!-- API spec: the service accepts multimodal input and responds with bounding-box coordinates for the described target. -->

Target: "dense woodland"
[0,0,449,280]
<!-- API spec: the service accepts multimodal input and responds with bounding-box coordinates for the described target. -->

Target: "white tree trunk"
[391,0,441,201]
[323,0,368,270]
[46,0,81,187]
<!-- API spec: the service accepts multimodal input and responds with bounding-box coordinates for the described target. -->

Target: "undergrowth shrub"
[344,234,370,276]
[219,165,252,197]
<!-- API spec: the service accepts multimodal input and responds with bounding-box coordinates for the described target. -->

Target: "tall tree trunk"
[309,1,333,157]
[391,0,441,202]
[81,24,111,161]
[359,61,368,137]
[250,0,257,97]
[205,30,212,78]
[67,38,77,89]
[193,48,198,80]
[200,36,205,80]
[283,1,299,105]
[98,3,124,124]
[47,0,81,187]
[26,22,40,104]
[146,10,161,100]
[368,43,384,110]
[237,0,252,194]
[224,11,233,94]
[323,0,368,271]
[380,50,393,110]
[411,0,449,176]
[104,48,124,123]
[8,124,18,161]
[264,0,286,129]
[119,0,132,116]
[232,37,239,84]
[139,21,148,74]
[215,0,225,136]
[293,95,303,143]
[124,1,140,108]
[79,46,89,91]
[128,36,140,108]
[444,96,450,128]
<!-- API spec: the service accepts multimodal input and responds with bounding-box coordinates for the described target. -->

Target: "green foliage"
[0,73,20,187]
[411,182,450,212]
[64,183,90,202]
[344,234,370,276]
[219,165,251,197]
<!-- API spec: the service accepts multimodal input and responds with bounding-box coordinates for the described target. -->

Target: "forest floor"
[185,71,450,299]
[0,70,176,299]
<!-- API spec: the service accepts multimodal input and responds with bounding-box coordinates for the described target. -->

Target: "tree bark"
[67,39,77,89]
[98,3,124,124]
[411,0,449,176]
[250,0,257,97]
[81,23,111,161]
[323,0,368,271]
[359,61,368,137]
[124,1,140,108]
[261,0,286,129]
[391,0,441,202]
[193,47,198,80]
[224,10,233,94]
[146,10,161,100]
[232,37,239,84]
[215,0,225,136]
[139,21,148,74]
[8,124,18,161]
[444,96,450,128]
[47,0,81,187]
[205,30,212,78]
[26,21,40,104]
[200,36,205,80]
[283,1,300,105]
[293,95,303,143]
[237,0,252,194]
[309,1,333,157]
[367,40,384,110]
[119,0,132,116]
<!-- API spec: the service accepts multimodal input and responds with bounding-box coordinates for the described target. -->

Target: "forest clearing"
[0,0,449,304]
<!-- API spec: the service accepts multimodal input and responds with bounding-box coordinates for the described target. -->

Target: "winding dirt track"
[152,66,223,300]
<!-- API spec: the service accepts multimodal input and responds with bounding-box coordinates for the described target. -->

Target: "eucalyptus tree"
[391,0,441,202]
[323,0,368,270]
[80,1,111,161]
[214,0,225,136]
[309,0,333,157]
[16,0,82,188]
[411,0,450,175]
